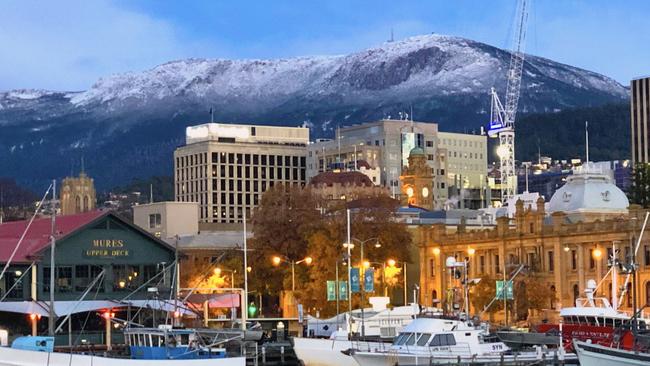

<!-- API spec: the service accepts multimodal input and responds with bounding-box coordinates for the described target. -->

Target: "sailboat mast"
[48,179,57,336]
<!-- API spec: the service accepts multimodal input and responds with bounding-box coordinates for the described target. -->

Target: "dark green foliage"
[516,103,630,162]
[629,163,650,208]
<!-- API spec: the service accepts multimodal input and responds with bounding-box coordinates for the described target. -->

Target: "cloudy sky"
[1,0,647,91]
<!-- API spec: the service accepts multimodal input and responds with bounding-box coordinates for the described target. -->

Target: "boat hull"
[574,340,650,366]
[352,350,577,366]
[0,346,246,366]
[292,337,386,366]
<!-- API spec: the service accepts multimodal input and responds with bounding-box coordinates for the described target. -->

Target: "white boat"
[574,339,650,366]
[293,330,386,366]
[351,317,576,365]
[296,301,427,366]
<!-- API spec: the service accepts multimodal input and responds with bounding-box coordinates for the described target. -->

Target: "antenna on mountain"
[410,104,414,121]
[389,28,394,42]
[537,138,541,165]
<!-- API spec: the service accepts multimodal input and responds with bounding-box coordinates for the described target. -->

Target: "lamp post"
[345,237,381,337]
[272,255,313,292]
[387,259,409,305]
[214,267,236,290]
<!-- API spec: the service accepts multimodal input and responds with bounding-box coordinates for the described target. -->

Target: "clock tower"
[400,147,434,210]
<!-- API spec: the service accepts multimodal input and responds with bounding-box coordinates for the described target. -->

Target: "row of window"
[210,153,306,167]
[440,138,484,149]
[42,264,167,293]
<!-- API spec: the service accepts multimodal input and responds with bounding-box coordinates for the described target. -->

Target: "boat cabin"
[125,327,227,360]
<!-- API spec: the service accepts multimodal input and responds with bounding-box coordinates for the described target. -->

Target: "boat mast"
[48,179,57,336]
[611,241,618,310]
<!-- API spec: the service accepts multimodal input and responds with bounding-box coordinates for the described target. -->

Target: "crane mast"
[488,0,528,205]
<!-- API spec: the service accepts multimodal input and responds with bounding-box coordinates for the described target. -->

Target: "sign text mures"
[84,239,130,258]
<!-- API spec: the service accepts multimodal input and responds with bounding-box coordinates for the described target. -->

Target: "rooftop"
[309,171,373,187]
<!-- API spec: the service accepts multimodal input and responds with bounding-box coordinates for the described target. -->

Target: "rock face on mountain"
[0,34,628,189]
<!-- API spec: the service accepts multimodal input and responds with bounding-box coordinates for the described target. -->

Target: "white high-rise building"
[174,123,309,223]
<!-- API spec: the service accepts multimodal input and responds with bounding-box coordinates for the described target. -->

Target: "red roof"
[0,211,106,263]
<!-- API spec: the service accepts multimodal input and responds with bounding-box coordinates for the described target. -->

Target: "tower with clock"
[400,146,434,210]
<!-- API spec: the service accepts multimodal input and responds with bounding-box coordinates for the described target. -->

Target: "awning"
[0,299,195,318]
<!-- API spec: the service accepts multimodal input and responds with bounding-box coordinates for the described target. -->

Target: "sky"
[1,0,648,91]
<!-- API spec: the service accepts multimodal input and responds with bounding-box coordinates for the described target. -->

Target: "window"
[149,214,161,229]
[479,255,485,273]
[430,334,456,347]
[427,154,434,160]
[548,251,554,272]
[429,259,435,277]
[495,255,500,273]
[417,333,432,346]
[571,250,577,270]
[589,249,595,269]
[4,272,23,299]
[426,140,433,147]
[645,246,650,266]
[57,266,73,292]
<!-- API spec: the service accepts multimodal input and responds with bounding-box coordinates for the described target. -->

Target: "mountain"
[0,34,629,190]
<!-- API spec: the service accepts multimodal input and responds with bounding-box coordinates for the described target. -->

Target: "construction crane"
[488,0,529,205]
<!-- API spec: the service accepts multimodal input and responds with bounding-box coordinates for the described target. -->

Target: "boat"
[294,300,427,366]
[350,316,577,365]
[496,328,560,350]
[574,339,650,366]
[0,327,247,366]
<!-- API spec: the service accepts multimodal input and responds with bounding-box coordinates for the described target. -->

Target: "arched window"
[83,196,89,211]
[573,284,580,305]
[75,196,81,212]
[550,285,556,309]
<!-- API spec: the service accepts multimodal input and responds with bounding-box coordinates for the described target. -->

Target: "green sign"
[327,281,336,301]
[496,280,514,300]
[339,281,348,300]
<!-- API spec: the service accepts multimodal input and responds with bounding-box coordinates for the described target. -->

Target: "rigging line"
[0,183,53,282]
[0,262,35,302]
[181,253,227,303]
[73,272,105,346]
[165,255,179,325]
[126,273,168,326]
[54,270,106,334]
[118,261,176,302]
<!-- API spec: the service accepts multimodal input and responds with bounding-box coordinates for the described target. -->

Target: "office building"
[174,123,309,224]
[306,120,487,209]
[631,76,650,165]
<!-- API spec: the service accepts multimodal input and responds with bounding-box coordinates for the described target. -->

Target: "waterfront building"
[415,166,646,319]
[60,172,96,215]
[0,211,176,302]
[174,123,309,224]
[631,76,650,165]
[306,119,487,209]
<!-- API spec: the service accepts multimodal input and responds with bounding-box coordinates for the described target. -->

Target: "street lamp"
[271,255,313,292]
[214,267,236,289]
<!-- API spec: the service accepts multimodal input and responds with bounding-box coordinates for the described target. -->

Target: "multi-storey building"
[174,123,308,224]
[631,76,650,165]
[306,120,487,209]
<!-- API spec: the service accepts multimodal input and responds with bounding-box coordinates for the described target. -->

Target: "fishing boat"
[574,339,650,366]
[0,327,246,365]
[350,316,577,365]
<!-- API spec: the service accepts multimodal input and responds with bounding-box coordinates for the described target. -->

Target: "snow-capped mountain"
[0,34,629,189]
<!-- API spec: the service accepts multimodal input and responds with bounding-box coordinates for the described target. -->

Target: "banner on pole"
[327,281,336,301]
[350,268,361,293]
[339,281,348,300]
[364,268,374,292]
[496,280,514,300]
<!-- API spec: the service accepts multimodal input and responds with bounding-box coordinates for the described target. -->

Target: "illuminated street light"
[593,248,603,259]
[387,259,397,267]
[467,247,476,256]
[272,255,314,292]
[496,145,509,159]
[432,247,441,256]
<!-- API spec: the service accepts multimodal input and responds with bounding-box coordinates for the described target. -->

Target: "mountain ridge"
[0,34,630,189]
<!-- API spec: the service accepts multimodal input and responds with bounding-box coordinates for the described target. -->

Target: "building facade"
[400,147,434,210]
[631,76,650,165]
[133,201,199,239]
[306,120,487,209]
[60,172,96,216]
[174,123,309,224]
[0,211,176,302]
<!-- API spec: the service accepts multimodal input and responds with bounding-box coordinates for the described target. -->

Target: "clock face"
[406,187,414,198]
[422,187,429,198]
